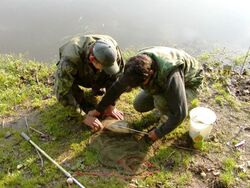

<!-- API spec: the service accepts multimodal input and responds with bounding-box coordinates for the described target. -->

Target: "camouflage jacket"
[97,47,203,111]
[54,34,125,107]
[140,46,202,95]
[96,47,203,138]
[139,47,203,138]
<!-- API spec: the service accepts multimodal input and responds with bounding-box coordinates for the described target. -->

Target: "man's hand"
[87,109,101,117]
[82,110,103,132]
[148,129,158,141]
[104,105,124,120]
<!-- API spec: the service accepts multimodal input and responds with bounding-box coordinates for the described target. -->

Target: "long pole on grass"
[21,132,85,188]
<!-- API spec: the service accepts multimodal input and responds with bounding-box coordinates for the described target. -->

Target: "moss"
[191,98,200,108]
[77,176,127,188]
[82,149,99,165]
[212,82,240,110]
[39,104,82,138]
[142,171,173,187]
[219,171,235,187]
[165,121,188,140]
[149,145,192,172]
[175,171,192,187]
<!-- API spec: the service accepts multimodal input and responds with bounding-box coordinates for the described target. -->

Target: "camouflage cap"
[93,40,119,75]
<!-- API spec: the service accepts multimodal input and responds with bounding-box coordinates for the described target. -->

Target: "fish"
[102,118,132,133]
[102,118,148,135]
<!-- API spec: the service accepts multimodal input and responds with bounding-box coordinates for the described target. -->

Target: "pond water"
[0,0,250,61]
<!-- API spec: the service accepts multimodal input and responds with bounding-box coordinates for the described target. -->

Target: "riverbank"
[0,51,249,187]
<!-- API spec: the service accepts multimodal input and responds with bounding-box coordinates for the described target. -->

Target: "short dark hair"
[124,54,153,87]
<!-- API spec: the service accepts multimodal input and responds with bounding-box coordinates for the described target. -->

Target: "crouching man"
[54,34,125,130]
[84,46,203,141]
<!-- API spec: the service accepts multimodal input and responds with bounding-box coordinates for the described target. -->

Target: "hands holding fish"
[83,110,103,132]
[83,105,124,132]
[83,105,158,141]
[103,105,124,120]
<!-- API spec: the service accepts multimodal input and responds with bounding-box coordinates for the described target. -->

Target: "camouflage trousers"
[133,88,198,116]
[70,84,99,113]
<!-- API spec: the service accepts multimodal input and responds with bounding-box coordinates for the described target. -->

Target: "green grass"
[219,158,237,187]
[191,98,200,108]
[0,52,249,187]
[212,82,240,110]
[0,54,55,116]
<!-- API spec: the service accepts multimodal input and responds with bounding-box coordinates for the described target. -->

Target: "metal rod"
[117,125,149,135]
[20,132,85,188]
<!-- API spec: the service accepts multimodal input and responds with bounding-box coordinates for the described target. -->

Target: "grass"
[0,54,55,116]
[198,50,244,111]
[219,158,237,187]
[0,52,249,187]
[212,82,240,110]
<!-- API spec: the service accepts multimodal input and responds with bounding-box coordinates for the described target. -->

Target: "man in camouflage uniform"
[84,46,203,140]
[54,34,125,130]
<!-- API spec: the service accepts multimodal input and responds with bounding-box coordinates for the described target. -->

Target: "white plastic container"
[189,107,217,141]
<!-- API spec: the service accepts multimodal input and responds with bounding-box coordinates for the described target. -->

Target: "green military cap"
[93,40,119,75]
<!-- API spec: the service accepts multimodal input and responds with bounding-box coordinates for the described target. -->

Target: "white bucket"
[189,107,217,141]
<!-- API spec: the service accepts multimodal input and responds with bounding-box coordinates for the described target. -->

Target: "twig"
[24,117,44,173]
[227,126,244,148]
[201,153,215,163]
[2,119,5,128]
[30,127,46,137]
[166,151,176,160]
[24,117,30,135]
[240,46,250,75]
[173,144,200,152]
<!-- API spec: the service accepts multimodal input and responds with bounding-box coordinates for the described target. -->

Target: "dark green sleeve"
[96,76,130,113]
[155,69,188,138]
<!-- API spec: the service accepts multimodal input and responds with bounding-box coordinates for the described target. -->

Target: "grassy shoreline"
[0,52,249,187]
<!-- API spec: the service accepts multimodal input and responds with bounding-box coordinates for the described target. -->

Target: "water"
[0,0,250,62]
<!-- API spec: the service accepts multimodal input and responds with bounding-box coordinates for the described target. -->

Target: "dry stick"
[2,119,5,128]
[166,151,176,160]
[173,145,215,164]
[24,117,30,135]
[29,127,46,137]
[24,117,44,171]
[240,46,250,75]
[229,126,244,142]
[173,144,200,152]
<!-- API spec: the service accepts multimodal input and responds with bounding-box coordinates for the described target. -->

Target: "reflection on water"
[0,0,250,61]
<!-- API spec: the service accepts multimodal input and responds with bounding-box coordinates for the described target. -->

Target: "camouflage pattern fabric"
[140,46,203,95]
[54,34,124,110]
